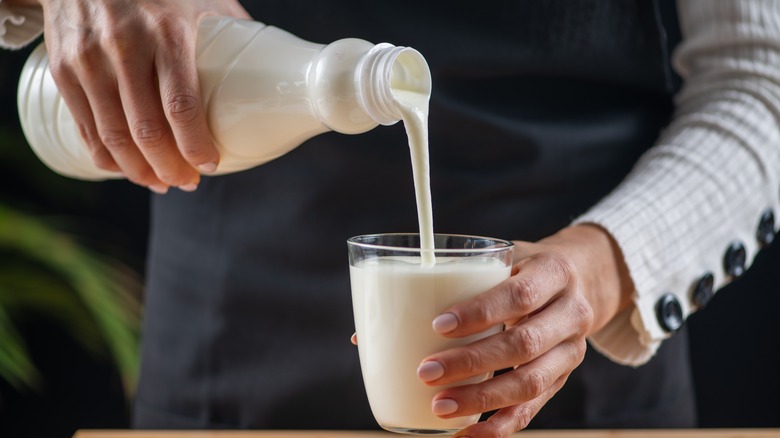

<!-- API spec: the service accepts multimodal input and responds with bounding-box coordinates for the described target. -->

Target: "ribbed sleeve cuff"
[576,0,780,367]
[0,3,43,50]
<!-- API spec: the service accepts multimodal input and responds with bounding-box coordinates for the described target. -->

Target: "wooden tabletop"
[73,430,780,438]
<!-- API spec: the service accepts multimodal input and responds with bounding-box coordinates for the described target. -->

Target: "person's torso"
[136,0,695,429]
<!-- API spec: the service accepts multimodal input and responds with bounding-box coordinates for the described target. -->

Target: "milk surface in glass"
[350,256,509,433]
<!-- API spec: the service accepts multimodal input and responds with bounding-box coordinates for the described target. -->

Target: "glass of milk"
[348,233,514,435]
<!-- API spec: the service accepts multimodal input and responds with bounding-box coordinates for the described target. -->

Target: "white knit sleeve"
[577,0,780,366]
[0,1,43,50]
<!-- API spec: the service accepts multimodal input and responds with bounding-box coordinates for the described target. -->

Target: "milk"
[350,256,509,433]
[393,89,435,265]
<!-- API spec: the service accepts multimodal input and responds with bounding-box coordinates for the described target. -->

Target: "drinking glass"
[348,233,514,435]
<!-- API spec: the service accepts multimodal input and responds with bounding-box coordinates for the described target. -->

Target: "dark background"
[1,36,779,438]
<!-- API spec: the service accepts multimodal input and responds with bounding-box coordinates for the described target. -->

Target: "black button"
[757,209,775,248]
[656,293,683,333]
[691,273,715,309]
[723,241,747,277]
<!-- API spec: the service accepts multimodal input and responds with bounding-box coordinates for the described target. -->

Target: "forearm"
[578,0,780,366]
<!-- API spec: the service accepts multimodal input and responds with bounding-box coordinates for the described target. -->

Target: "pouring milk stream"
[394,89,436,263]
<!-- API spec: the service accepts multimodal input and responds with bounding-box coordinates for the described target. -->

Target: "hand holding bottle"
[18,6,431,184]
[13,0,250,193]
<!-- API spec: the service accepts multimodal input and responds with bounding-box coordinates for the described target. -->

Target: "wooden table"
[73,430,780,438]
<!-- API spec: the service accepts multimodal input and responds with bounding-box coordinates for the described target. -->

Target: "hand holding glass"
[348,233,514,435]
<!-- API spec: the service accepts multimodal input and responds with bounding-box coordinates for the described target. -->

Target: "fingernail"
[417,361,445,382]
[198,162,218,174]
[432,313,459,334]
[432,398,459,416]
[179,184,198,192]
[149,184,168,195]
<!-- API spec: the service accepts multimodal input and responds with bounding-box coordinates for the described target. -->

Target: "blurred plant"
[0,205,142,396]
[0,52,145,438]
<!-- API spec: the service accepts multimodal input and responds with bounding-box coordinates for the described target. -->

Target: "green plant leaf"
[0,303,41,391]
[0,204,142,396]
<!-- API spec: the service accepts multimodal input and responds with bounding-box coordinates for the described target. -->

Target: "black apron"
[135,0,696,429]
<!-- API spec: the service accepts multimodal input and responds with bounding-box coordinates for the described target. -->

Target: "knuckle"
[105,20,141,46]
[545,252,576,283]
[521,369,548,399]
[569,339,588,366]
[572,295,595,331]
[473,387,498,413]
[99,128,134,152]
[48,60,71,82]
[513,405,535,431]
[511,326,543,359]
[106,29,150,70]
[470,304,492,325]
[165,93,201,126]
[507,276,539,313]
[553,373,569,392]
[73,38,102,70]
[152,15,189,42]
[459,347,485,375]
[132,119,167,148]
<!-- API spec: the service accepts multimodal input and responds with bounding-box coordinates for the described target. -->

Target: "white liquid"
[393,89,435,265]
[350,257,509,432]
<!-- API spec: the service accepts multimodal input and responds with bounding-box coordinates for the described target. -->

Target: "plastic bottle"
[17,16,431,180]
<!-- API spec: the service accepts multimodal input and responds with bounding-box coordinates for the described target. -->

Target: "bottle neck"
[357,43,432,126]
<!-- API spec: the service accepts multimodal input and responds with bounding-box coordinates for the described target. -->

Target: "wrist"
[541,223,634,335]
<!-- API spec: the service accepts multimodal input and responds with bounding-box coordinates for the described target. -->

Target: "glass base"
[382,426,458,436]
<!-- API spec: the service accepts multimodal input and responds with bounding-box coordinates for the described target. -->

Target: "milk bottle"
[16,16,431,180]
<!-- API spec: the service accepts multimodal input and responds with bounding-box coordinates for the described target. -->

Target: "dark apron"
[135,0,696,429]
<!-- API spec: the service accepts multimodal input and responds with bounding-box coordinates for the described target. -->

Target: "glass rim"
[347,232,514,254]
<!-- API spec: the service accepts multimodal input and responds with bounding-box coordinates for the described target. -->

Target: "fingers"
[453,376,566,438]
[154,21,220,175]
[350,333,357,345]
[432,341,583,421]
[111,33,200,188]
[416,249,593,436]
[72,45,170,191]
[48,60,121,174]
[433,253,576,338]
[419,293,591,385]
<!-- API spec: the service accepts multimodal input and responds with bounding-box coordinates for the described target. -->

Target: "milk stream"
[393,89,435,265]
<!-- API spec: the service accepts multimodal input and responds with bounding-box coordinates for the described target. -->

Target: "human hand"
[416,224,634,437]
[30,0,250,193]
